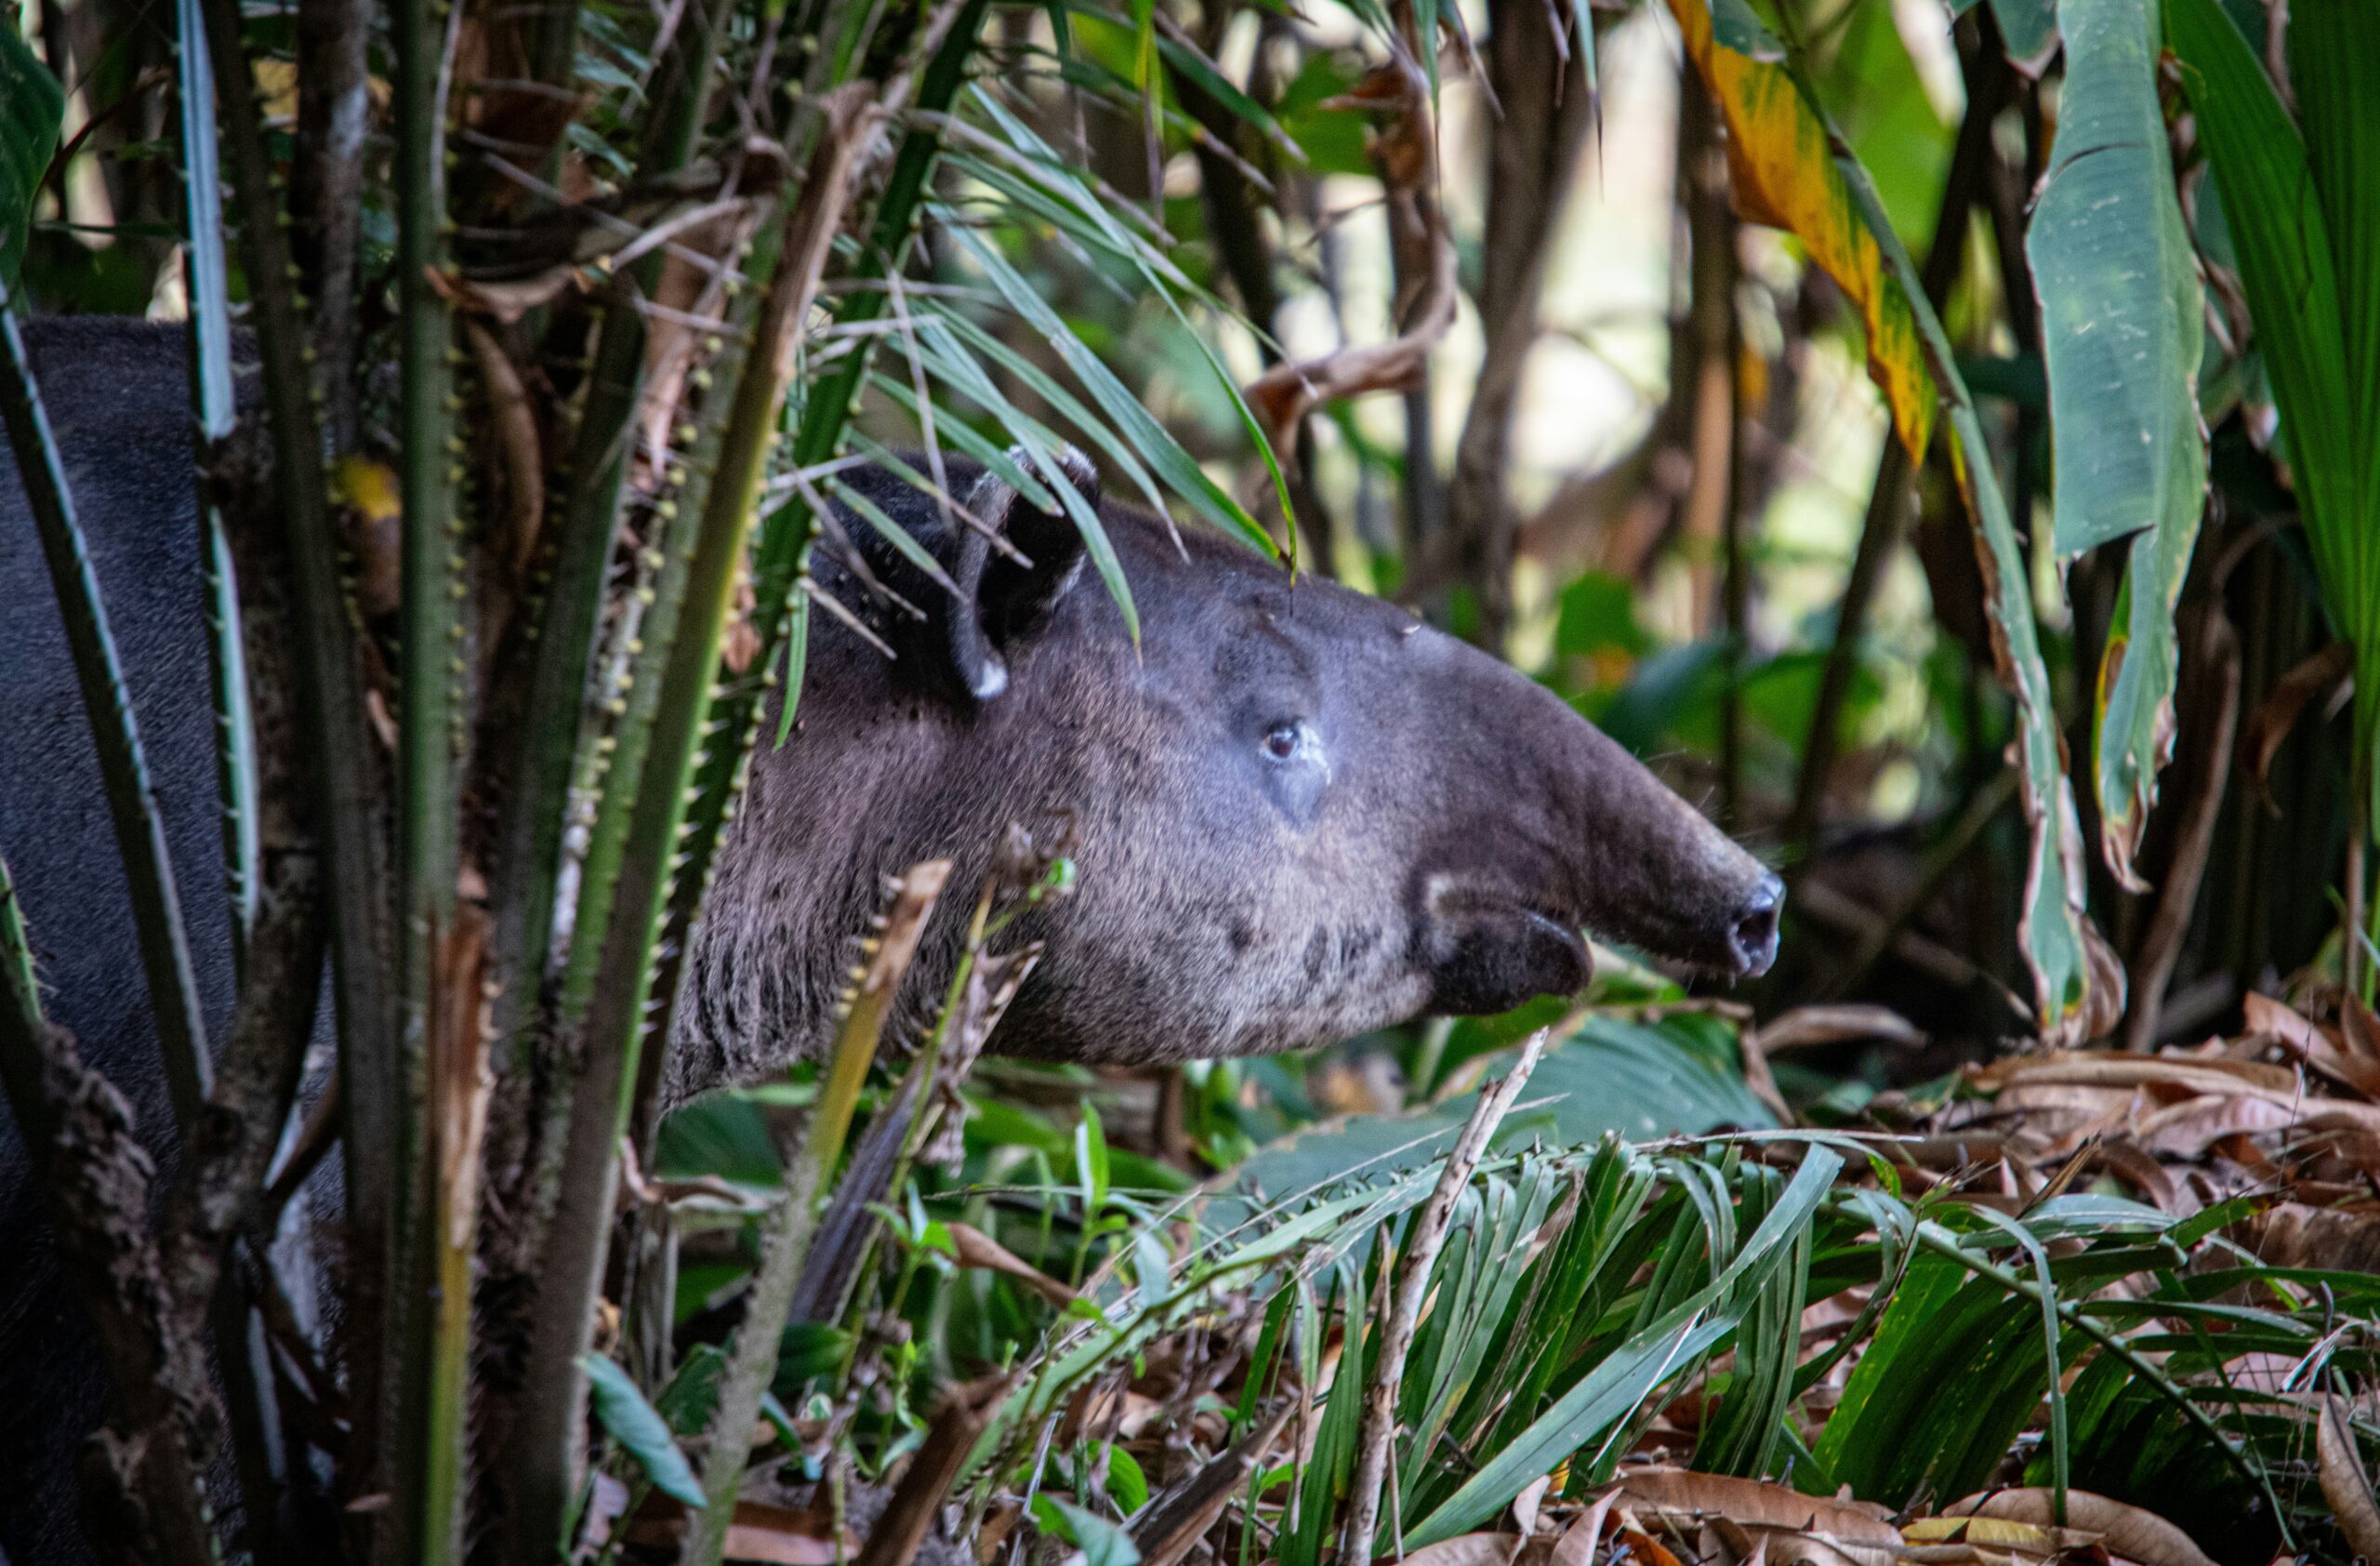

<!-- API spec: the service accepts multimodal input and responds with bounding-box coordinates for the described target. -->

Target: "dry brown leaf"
[2246,993,2380,1099]
[1513,1474,1553,1538]
[1613,1524,1686,1566]
[581,1470,631,1548]
[1752,1536,1878,1566]
[1751,1005,1924,1055]
[2132,1095,2304,1158]
[1974,1051,2301,1099]
[2242,992,2331,1055]
[721,1517,852,1566]
[1553,1490,1625,1566]
[2094,1138,2182,1211]
[2320,1396,2380,1563]
[1943,1490,2213,1566]
[1613,1469,1898,1546]
[2345,994,2380,1060]
[2238,641,2351,803]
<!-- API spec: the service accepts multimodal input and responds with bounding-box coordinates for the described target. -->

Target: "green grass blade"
[1976,1208,2071,1520]
[0,853,46,1102]
[946,222,1276,560]
[912,300,1176,520]
[1406,1148,1840,1544]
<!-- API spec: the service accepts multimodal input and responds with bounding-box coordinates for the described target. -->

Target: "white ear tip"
[1005,442,1096,501]
[970,657,1010,699]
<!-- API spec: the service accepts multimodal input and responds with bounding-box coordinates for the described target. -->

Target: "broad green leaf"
[1664,0,1935,466]
[1673,0,2095,1042]
[2030,0,2207,883]
[579,1352,707,1506]
[2288,0,2380,534]
[1990,0,2060,68]
[1105,1444,1148,1513]
[0,25,60,287]
[1032,1496,1141,1566]
[655,1343,727,1434]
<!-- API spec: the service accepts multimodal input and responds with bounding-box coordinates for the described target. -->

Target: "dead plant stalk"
[1340,1026,1550,1563]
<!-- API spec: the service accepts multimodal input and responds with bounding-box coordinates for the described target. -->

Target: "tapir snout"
[1380,620,1782,1021]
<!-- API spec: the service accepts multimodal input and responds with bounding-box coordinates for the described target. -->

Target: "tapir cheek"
[1258,750,1329,826]
[1422,912,1593,1015]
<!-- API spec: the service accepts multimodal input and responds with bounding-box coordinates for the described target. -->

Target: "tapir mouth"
[1515,905,1594,967]
[1421,885,1595,1015]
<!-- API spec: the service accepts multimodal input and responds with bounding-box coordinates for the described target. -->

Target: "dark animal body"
[0,318,1780,1562]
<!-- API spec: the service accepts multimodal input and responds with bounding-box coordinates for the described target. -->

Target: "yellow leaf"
[1663,0,1935,465]
[250,60,299,125]
[332,454,402,524]
[1902,1516,2080,1550]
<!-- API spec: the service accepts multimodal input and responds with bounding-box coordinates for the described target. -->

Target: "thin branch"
[1447,0,1594,647]
[292,0,369,449]
[1788,14,2005,860]
[2122,605,2241,1051]
[1340,1027,1549,1563]
[1242,51,1456,454]
[680,861,953,1566]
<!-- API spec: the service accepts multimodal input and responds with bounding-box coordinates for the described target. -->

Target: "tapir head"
[684,452,1781,1086]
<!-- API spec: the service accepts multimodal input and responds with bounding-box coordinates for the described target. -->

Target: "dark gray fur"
[0,321,243,1564]
[0,320,1780,1563]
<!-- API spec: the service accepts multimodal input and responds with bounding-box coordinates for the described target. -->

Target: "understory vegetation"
[7,0,2380,1559]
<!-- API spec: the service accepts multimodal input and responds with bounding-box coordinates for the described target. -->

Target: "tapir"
[0,316,1780,1561]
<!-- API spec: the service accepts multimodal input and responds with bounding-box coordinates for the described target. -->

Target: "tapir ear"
[945,445,1097,701]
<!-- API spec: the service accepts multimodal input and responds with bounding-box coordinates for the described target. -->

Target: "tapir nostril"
[1727,874,1784,977]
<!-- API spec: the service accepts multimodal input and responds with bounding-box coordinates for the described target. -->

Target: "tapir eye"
[1262,722,1302,762]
